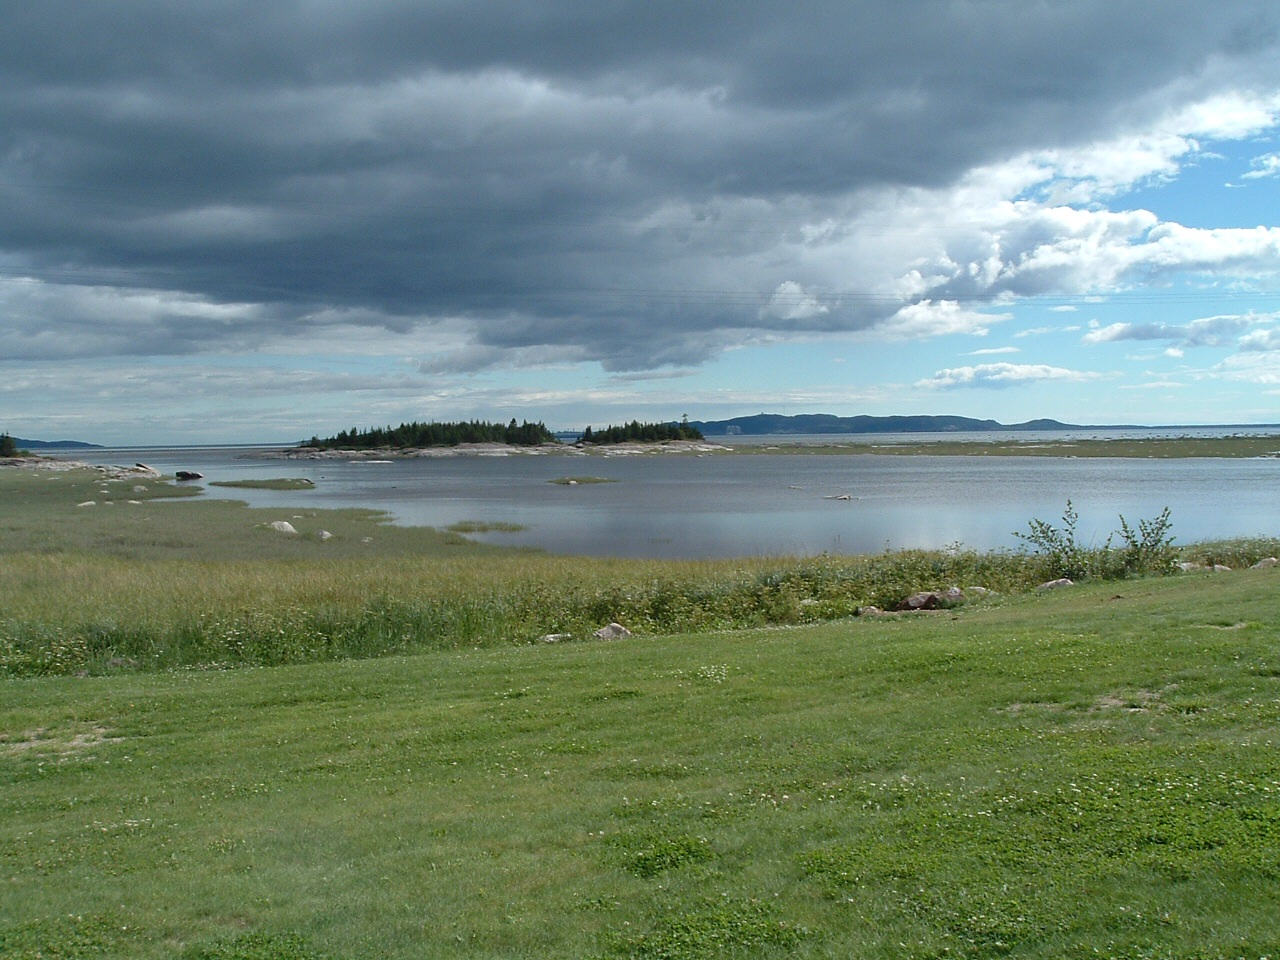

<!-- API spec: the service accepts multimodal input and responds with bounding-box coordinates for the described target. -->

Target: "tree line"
[579,419,704,444]
[304,419,559,450]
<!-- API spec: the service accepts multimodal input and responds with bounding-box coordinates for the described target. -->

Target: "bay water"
[67,432,1280,558]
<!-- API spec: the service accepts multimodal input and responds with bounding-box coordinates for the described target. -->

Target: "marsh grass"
[446,521,528,534]
[208,478,316,490]
[3,468,1279,677]
[3,572,1280,957]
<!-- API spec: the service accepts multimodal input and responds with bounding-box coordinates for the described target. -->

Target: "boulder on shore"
[175,470,203,481]
[893,586,970,612]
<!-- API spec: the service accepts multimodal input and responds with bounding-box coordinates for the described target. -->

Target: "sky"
[3,1,1280,445]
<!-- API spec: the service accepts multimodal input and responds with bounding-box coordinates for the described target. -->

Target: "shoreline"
[265,433,1280,460]
[266,439,732,459]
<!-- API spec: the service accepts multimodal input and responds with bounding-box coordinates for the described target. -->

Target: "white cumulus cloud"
[916,362,1101,389]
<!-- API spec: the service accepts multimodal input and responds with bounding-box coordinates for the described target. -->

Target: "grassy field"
[4,567,1280,958]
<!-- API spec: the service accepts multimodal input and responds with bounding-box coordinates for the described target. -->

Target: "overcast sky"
[4,1,1280,443]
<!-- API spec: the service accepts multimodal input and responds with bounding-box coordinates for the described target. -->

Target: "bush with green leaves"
[1015,500,1177,581]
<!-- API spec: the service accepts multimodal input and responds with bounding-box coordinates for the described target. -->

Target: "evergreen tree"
[0,432,18,457]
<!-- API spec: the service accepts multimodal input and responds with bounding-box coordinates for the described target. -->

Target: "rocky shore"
[266,439,730,459]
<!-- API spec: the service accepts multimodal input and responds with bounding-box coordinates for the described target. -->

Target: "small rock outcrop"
[1251,557,1278,569]
[175,470,203,481]
[539,633,572,644]
[593,622,632,640]
[318,530,333,541]
[267,520,298,534]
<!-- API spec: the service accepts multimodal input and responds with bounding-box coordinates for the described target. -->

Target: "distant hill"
[686,414,1134,436]
[11,437,103,449]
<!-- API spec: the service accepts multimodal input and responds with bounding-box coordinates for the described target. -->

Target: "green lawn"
[3,571,1280,958]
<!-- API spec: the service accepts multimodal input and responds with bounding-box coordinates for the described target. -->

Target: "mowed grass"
[3,570,1280,958]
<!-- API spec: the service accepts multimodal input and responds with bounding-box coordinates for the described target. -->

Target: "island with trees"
[577,419,705,444]
[302,419,559,450]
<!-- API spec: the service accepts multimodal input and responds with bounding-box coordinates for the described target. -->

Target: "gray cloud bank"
[4,1,1280,370]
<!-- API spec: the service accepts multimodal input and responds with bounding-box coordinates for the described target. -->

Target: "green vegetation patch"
[445,520,528,533]
[181,932,332,960]
[614,830,714,878]
[209,478,316,490]
[606,897,807,959]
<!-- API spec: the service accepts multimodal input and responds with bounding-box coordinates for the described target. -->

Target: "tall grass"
[0,549,1043,675]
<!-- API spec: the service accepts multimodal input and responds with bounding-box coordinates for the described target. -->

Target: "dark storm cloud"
[3,1,1279,367]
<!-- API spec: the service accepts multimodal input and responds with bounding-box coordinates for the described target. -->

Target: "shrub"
[1015,501,1177,581]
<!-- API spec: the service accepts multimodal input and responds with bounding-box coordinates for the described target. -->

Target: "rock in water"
[175,470,203,481]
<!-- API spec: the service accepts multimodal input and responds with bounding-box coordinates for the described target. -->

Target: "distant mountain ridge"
[686,414,1136,436]
[10,437,103,449]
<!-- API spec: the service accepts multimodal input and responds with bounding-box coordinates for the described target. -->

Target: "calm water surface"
[69,435,1280,558]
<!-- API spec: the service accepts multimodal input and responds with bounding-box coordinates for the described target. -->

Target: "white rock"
[539,633,572,644]
[77,500,96,507]
[267,520,298,534]
[593,622,632,640]
[1250,557,1278,570]
[319,530,333,541]
[1037,577,1074,590]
